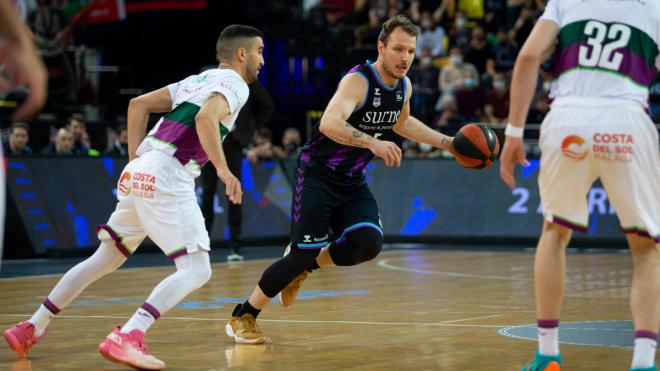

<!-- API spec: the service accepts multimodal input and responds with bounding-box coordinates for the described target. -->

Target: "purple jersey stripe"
[349,151,373,174]
[152,119,208,166]
[327,147,353,169]
[555,42,656,86]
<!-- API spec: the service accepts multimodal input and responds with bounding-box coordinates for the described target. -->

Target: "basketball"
[451,123,500,169]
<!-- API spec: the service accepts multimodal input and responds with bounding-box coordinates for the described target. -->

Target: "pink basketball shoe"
[3,321,46,358]
[98,327,165,370]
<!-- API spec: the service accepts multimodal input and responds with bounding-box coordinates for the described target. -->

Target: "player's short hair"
[216,24,263,62]
[10,121,29,134]
[378,15,419,45]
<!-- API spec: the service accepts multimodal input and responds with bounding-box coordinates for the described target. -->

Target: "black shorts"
[290,161,381,249]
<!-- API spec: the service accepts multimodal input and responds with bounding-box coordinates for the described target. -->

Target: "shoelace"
[241,316,259,333]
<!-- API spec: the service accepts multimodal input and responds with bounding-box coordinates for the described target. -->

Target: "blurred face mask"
[450,55,463,65]
[493,80,506,92]
[463,78,476,88]
[421,56,432,67]
[456,18,466,28]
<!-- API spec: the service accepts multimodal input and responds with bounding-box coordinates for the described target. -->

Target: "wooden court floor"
[0,248,641,370]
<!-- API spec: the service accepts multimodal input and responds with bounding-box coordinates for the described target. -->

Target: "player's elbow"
[194,111,213,127]
[516,50,542,65]
[319,115,332,136]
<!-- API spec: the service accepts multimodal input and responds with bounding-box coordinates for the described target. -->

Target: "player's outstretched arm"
[319,73,402,167]
[500,20,557,189]
[127,87,172,161]
[394,80,453,152]
[0,0,46,120]
[196,93,242,204]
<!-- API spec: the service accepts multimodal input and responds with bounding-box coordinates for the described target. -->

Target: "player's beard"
[382,60,402,80]
[247,64,259,83]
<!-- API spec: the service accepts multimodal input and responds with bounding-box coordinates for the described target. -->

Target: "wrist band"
[505,124,524,138]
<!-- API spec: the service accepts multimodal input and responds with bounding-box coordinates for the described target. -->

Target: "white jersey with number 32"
[541,0,660,107]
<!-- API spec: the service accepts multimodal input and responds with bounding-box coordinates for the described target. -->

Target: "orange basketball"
[451,123,500,169]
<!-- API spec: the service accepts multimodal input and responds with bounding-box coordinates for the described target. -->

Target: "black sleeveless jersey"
[299,61,407,179]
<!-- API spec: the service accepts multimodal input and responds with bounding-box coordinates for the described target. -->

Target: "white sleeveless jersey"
[136,68,249,176]
[541,0,660,106]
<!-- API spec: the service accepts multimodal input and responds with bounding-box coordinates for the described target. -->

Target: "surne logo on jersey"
[362,110,401,124]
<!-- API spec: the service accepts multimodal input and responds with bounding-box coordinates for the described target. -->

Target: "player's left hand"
[217,167,243,204]
[499,136,529,189]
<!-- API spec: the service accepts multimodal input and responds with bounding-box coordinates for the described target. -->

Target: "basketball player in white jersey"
[500,1,660,370]
[3,25,264,370]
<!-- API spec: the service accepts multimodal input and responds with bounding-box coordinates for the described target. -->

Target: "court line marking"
[0,313,506,328]
[377,258,614,285]
[498,323,635,349]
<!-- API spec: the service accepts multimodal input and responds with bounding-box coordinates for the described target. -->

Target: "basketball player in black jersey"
[226,15,456,344]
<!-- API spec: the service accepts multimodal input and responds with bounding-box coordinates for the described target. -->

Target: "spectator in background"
[510,6,535,48]
[483,73,509,123]
[448,10,471,52]
[465,25,494,76]
[354,7,384,49]
[434,94,466,136]
[246,127,275,163]
[27,0,76,103]
[454,69,485,121]
[3,122,33,156]
[415,11,446,58]
[439,47,478,95]
[105,125,128,156]
[66,113,91,156]
[273,127,302,160]
[42,127,74,156]
[528,93,550,124]
[492,29,518,74]
[409,47,440,125]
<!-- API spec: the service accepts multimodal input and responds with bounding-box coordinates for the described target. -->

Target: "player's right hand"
[369,139,402,167]
[217,168,243,204]
[499,136,529,190]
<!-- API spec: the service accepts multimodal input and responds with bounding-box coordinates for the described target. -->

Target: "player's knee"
[347,228,383,263]
[183,253,212,289]
[543,221,572,247]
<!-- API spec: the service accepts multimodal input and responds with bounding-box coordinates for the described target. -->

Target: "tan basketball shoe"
[225,314,266,344]
[278,244,309,308]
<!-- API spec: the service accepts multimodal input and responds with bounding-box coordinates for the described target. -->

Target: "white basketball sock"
[631,337,657,369]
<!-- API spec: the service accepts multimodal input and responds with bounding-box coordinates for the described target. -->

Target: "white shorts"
[97,150,210,258]
[539,97,660,242]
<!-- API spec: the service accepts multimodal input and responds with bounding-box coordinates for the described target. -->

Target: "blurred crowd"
[2,0,659,161]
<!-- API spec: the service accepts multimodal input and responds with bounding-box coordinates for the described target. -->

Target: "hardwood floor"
[0,248,640,370]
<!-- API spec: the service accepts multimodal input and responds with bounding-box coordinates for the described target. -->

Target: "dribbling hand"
[217,167,243,204]
[369,139,402,167]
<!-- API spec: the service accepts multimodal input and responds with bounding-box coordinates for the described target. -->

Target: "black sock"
[234,301,261,318]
